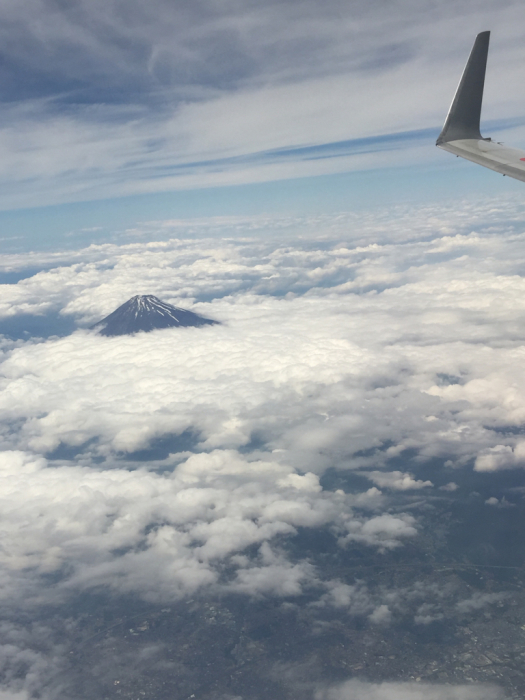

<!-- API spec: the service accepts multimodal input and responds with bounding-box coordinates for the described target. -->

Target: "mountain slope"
[92,295,218,336]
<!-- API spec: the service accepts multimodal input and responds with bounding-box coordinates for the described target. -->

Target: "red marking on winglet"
[520,158,525,161]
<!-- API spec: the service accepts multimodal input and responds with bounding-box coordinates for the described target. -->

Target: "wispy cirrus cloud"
[0,0,524,208]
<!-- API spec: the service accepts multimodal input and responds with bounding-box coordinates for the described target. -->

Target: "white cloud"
[368,604,392,625]
[456,592,509,614]
[229,542,316,597]
[0,618,66,700]
[0,450,412,607]
[485,496,515,507]
[414,603,444,625]
[340,514,418,552]
[315,679,507,700]
[475,443,525,472]
[315,580,372,615]
[362,471,433,491]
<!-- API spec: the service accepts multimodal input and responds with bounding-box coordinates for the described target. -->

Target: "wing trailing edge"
[437,31,525,183]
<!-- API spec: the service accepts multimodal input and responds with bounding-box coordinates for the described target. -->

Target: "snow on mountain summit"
[92,295,218,336]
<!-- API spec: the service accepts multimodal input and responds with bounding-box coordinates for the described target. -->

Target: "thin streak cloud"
[0,0,524,208]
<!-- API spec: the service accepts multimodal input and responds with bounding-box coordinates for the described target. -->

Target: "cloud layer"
[3,196,525,473]
[0,196,524,697]
[1,198,524,596]
[316,679,506,700]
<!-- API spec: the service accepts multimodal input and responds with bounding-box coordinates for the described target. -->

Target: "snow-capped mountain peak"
[92,295,218,336]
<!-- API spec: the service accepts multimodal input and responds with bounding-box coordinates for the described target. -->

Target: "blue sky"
[1,160,523,253]
[0,0,525,248]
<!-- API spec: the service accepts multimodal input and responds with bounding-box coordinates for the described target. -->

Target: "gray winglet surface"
[436,31,490,145]
[436,31,525,183]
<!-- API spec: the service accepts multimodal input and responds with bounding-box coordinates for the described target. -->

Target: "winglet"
[436,31,490,145]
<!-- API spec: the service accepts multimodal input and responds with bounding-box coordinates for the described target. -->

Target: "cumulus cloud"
[229,542,316,597]
[361,471,433,491]
[0,619,68,700]
[340,514,418,552]
[475,443,525,472]
[439,482,458,491]
[485,496,515,507]
[0,450,416,607]
[314,580,372,615]
[456,592,509,614]
[368,604,392,625]
[315,679,506,700]
[414,603,444,625]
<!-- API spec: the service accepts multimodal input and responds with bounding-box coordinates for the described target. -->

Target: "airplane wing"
[437,31,525,183]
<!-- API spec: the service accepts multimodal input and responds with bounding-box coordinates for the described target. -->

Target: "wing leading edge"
[437,31,525,183]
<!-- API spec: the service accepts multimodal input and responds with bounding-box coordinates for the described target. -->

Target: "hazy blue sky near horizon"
[1,0,525,250]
